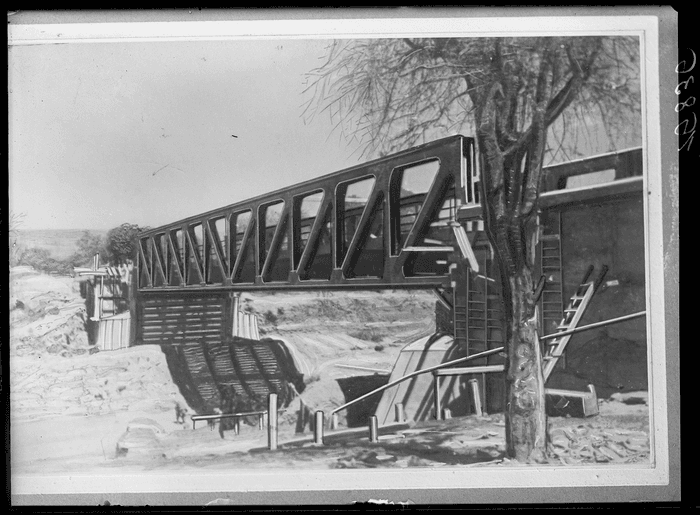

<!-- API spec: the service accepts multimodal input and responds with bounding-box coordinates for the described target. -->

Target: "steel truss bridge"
[133,135,643,417]
[136,136,479,293]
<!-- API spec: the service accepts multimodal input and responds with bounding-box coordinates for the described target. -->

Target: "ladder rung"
[540,234,560,241]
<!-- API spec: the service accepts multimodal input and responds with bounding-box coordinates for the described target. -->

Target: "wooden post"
[296,399,305,434]
[369,416,379,443]
[232,294,240,337]
[441,408,452,420]
[268,393,278,450]
[469,378,482,416]
[481,372,488,416]
[233,417,240,435]
[258,413,264,431]
[433,372,441,420]
[394,403,405,423]
[331,412,339,430]
[314,411,324,445]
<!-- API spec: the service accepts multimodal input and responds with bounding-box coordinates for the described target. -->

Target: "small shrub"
[18,247,74,275]
[349,327,383,343]
[263,310,278,326]
[305,371,322,384]
[374,344,385,352]
[276,307,285,317]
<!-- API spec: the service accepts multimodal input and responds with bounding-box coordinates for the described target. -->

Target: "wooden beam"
[403,246,454,252]
[538,176,643,209]
[434,364,505,376]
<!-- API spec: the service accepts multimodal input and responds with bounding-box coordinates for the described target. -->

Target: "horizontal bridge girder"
[137,135,479,293]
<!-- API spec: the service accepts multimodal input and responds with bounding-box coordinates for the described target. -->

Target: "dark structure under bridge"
[133,135,645,419]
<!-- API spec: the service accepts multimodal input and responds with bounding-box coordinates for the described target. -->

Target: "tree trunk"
[504,264,548,462]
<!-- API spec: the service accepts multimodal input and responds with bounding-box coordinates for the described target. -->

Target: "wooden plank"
[402,246,454,252]
[538,176,642,209]
[434,364,505,376]
[545,385,599,417]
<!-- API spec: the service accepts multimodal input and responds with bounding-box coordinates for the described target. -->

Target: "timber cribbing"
[160,337,305,416]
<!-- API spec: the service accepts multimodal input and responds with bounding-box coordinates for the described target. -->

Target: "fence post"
[469,379,482,416]
[233,417,240,435]
[441,408,452,420]
[369,416,379,443]
[433,372,441,420]
[331,412,339,430]
[268,393,278,450]
[394,403,405,423]
[296,398,307,434]
[314,411,325,445]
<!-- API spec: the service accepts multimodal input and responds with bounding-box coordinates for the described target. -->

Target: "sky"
[8,16,645,233]
[9,37,364,231]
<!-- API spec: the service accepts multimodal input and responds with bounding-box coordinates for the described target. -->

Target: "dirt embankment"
[10,267,650,476]
[11,345,189,424]
[10,267,92,357]
[241,290,436,421]
[10,267,190,425]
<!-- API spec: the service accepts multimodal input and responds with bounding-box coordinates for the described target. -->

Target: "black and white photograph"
[8,8,680,506]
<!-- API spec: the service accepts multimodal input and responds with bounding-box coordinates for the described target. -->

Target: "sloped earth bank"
[10,268,650,477]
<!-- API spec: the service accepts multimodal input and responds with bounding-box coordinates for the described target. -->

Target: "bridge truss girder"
[137,135,478,293]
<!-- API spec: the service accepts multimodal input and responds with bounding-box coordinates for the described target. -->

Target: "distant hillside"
[13,229,108,260]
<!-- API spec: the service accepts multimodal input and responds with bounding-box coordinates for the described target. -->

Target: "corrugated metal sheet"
[97,312,131,351]
[373,334,468,426]
[231,295,260,340]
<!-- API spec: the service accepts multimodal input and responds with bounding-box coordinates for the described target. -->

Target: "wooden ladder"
[538,211,565,339]
[542,265,607,382]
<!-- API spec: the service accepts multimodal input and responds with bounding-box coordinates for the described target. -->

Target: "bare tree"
[303,36,641,462]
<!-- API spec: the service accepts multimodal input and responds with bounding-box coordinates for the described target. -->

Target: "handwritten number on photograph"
[676,48,696,151]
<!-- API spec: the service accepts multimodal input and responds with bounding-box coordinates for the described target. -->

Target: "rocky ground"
[10,266,650,481]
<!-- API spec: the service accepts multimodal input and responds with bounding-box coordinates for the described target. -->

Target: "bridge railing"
[328,345,505,429]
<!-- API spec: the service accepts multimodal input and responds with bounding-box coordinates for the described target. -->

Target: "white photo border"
[8,7,679,505]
